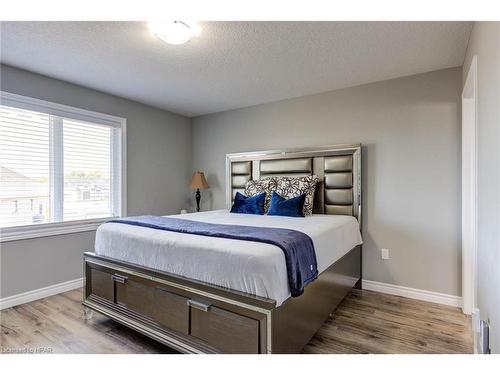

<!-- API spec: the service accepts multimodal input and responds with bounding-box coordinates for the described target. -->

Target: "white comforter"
[95,210,362,306]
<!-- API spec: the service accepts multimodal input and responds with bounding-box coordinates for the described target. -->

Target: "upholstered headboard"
[226,144,362,226]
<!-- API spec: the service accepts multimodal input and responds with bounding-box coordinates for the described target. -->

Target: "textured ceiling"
[0,21,472,117]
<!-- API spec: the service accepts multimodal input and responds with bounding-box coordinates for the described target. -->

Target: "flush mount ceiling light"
[148,21,200,45]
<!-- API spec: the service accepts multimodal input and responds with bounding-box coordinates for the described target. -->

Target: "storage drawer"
[89,268,114,302]
[114,273,154,318]
[153,287,189,335]
[189,300,260,354]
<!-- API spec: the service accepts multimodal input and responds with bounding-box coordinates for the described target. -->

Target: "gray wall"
[0,64,465,302]
[192,67,462,296]
[0,65,192,298]
[463,22,500,354]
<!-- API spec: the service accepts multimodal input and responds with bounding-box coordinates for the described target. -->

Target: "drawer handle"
[156,286,171,294]
[187,299,211,312]
[111,274,128,284]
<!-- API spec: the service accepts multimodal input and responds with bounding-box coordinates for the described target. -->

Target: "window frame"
[0,91,127,242]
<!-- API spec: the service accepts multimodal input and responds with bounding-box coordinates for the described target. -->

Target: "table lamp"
[189,171,209,212]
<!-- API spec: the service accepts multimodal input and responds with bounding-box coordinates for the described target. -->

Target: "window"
[0,92,126,241]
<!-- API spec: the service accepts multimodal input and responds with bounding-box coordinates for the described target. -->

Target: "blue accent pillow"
[230,192,266,215]
[267,192,306,218]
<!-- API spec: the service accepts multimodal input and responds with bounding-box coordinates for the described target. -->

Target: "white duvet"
[95,210,362,306]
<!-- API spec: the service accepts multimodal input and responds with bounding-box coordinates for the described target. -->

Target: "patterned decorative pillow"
[244,177,278,212]
[275,175,319,216]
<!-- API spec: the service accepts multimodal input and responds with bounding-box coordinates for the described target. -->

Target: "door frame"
[461,55,478,316]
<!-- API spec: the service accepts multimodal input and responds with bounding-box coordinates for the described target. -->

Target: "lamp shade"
[189,171,209,189]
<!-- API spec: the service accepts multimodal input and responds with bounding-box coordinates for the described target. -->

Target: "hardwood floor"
[304,289,473,354]
[0,288,472,354]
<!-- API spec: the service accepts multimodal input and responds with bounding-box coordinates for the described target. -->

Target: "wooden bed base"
[83,245,361,354]
[84,144,363,353]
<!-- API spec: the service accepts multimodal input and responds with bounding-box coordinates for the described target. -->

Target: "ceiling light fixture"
[148,21,200,45]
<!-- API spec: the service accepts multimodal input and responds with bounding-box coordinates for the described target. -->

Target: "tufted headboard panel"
[226,144,362,226]
[230,160,253,200]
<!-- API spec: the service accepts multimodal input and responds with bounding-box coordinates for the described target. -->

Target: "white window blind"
[63,119,112,221]
[0,106,51,228]
[0,92,125,235]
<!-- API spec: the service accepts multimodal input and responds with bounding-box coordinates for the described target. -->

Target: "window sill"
[0,217,117,242]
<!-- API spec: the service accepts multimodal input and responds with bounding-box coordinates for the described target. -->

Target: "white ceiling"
[0,22,472,117]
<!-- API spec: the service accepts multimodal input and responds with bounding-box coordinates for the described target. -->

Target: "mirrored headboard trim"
[226,144,362,228]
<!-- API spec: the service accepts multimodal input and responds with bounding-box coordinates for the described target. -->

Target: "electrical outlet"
[381,248,390,260]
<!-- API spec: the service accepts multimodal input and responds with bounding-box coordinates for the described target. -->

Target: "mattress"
[95,210,363,306]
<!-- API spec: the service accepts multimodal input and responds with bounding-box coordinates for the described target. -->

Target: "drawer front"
[115,274,154,318]
[89,268,114,302]
[85,259,267,353]
[190,302,260,354]
[153,287,189,335]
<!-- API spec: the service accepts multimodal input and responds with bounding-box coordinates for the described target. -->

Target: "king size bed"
[83,144,363,354]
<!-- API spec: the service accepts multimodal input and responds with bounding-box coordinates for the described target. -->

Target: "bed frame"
[83,144,362,353]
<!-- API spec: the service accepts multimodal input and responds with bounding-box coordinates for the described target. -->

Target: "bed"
[83,144,363,353]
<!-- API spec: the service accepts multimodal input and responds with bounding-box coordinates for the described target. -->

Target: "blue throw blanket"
[108,215,318,297]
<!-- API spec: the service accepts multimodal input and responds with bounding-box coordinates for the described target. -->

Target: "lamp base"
[195,189,201,212]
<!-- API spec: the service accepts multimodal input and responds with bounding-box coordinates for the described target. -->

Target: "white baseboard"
[0,278,84,310]
[362,279,462,308]
[472,308,480,354]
